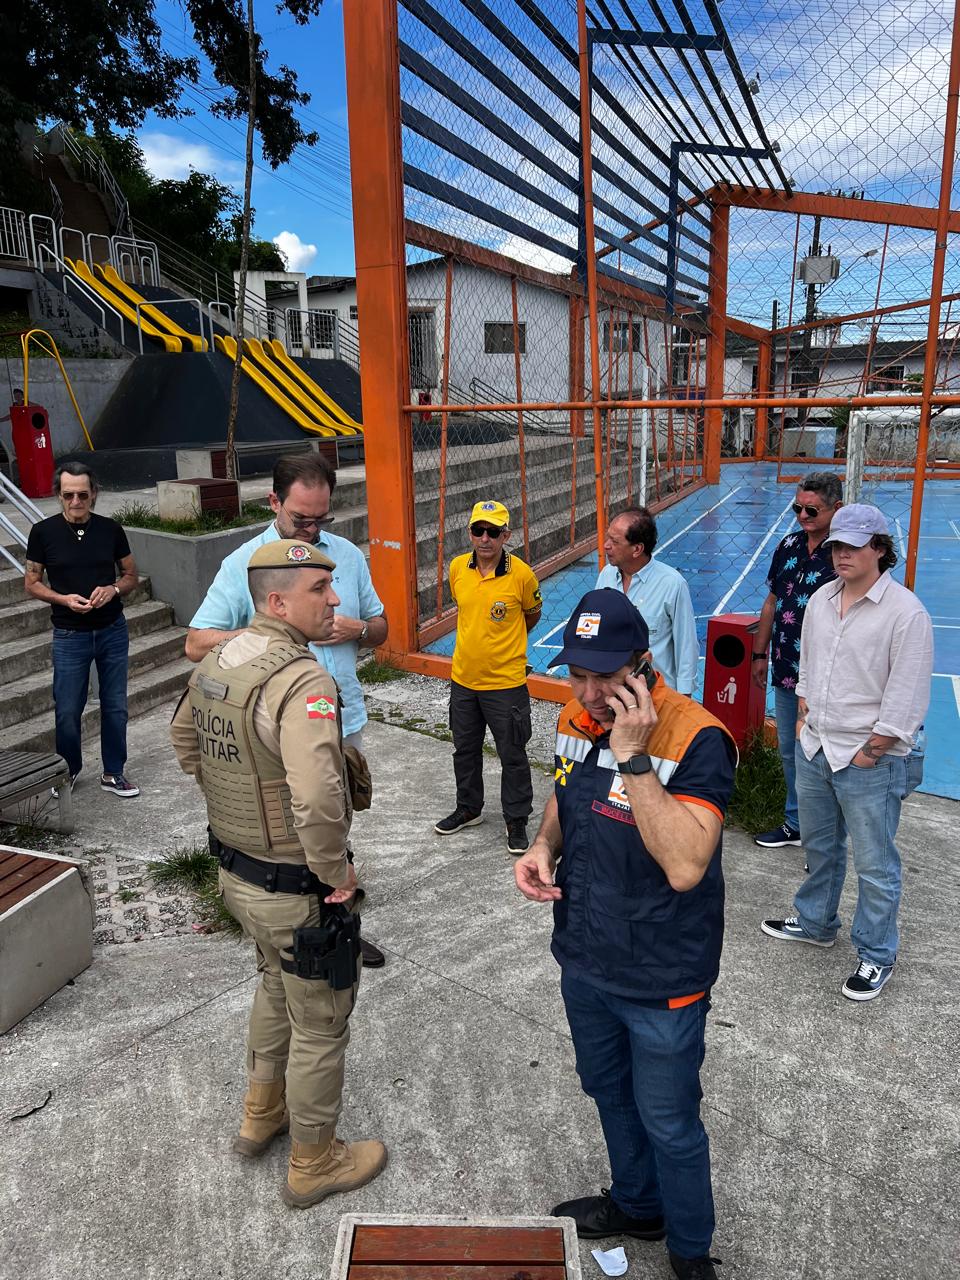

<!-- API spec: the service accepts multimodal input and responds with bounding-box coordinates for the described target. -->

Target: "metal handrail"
[58,224,87,263]
[36,243,128,346]
[112,235,160,285]
[0,471,44,526]
[133,295,208,354]
[0,206,29,261]
[28,213,58,266]
[51,123,131,236]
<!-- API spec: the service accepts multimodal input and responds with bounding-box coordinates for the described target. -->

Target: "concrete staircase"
[0,539,192,759]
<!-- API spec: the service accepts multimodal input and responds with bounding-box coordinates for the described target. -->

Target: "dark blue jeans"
[561,971,714,1260]
[52,615,129,778]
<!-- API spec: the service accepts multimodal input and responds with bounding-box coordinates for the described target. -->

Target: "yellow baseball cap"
[469,500,510,528]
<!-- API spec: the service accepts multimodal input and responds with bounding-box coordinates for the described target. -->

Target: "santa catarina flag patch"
[306,695,337,720]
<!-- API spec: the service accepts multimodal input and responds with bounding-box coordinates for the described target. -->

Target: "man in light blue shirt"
[595,507,698,695]
[185,454,387,744]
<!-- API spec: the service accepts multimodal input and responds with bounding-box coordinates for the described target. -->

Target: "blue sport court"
[427,462,960,800]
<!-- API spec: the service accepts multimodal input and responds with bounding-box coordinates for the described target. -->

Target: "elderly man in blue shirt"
[596,507,699,695]
[185,452,388,967]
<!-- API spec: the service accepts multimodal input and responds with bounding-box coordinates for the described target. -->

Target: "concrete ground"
[1,705,957,1280]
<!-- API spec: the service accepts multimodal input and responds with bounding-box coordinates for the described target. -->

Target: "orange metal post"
[905,0,960,590]
[626,310,634,499]
[703,202,728,485]
[754,336,772,459]
[344,0,418,659]
[435,256,454,618]
[577,0,608,572]
[511,276,530,559]
[569,292,586,438]
[711,185,960,235]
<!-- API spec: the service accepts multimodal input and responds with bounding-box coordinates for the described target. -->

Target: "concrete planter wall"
[123,521,269,625]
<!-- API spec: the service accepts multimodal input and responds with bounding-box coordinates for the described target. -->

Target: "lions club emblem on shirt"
[490,600,508,622]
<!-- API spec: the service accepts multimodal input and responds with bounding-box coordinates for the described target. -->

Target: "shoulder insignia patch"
[306,695,337,720]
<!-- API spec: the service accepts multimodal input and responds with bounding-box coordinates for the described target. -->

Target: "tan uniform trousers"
[220,867,361,1145]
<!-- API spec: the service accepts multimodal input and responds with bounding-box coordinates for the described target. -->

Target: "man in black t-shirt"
[25,461,141,797]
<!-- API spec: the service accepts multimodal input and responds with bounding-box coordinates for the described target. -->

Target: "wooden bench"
[331,1218,582,1280]
[0,749,74,833]
[0,845,93,1033]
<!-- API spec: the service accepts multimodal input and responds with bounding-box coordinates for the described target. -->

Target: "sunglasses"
[792,502,826,518]
[280,499,335,530]
[470,523,506,537]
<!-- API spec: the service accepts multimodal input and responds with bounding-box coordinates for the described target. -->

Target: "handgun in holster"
[286,904,361,989]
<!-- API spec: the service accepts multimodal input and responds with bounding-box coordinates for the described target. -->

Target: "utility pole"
[795,214,822,429]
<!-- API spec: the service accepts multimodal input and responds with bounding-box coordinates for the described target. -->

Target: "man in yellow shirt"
[435,501,542,853]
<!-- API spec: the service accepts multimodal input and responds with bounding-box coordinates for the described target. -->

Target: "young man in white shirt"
[760,505,933,1002]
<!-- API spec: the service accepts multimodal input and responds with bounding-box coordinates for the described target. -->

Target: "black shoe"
[669,1252,721,1280]
[506,818,529,854]
[551,1188,665,1240]
[434,808,483,834]
[754,822,801,848]
[360,938,385,968]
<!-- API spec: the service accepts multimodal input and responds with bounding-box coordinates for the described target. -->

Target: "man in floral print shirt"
[751,473,842,848]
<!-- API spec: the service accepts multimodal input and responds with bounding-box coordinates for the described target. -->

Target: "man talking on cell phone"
[514,588,737,1280]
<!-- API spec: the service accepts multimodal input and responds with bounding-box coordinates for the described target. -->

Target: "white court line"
[656,486,743,555]
[933,624,960,629]
[534,486,745,648]
[949,519,960,540]
[953,676,960,719]
[712,498,796,616]
[894,517,907,558]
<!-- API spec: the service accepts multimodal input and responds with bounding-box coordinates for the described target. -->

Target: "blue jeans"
[773,686,799,831]
[52,616,129,778]
[794,746,908,967]
[560,971,714,1260]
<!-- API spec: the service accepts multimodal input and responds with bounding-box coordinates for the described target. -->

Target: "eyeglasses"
[61,491,91,502]
[280,500,335,530]
[470,523,506,538]
[792,502,826,518]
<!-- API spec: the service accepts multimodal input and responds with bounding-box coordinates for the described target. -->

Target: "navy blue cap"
[548,589,650,673]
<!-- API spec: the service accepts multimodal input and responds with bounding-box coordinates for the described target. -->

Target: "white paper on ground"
[591,1246,628,1276]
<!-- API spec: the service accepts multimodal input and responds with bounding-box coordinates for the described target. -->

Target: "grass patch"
[114,501,273,537]
[726,733,787,835]
[357,658,404,684]
[147,842,242,936]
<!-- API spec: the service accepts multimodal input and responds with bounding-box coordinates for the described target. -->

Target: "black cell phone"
[612,660,656,715]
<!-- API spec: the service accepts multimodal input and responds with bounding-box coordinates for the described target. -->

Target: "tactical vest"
[187,640,334,857]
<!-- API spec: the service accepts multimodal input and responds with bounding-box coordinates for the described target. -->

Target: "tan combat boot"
[232,1078,289,1157]
[281,1136,388,1208]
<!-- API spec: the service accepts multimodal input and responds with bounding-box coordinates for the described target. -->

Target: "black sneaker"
[551,1188,665,1241]
[100,773,140,798]
[669,1252,722,1280]
[506,819,529,854]
[360,938,386,968]
[434,808,483,834]
[842,960,894,1002]
[760,916,835,947]
[754,822,802,847]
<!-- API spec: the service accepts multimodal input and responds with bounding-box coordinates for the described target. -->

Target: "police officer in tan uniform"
[171,539,386,1208]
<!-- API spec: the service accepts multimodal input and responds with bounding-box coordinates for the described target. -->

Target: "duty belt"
[210,831,332,897]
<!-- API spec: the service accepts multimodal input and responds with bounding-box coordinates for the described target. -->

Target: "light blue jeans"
[794,746,908,967]
[773,686,800,831]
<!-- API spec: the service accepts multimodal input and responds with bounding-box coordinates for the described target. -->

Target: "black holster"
[283,905,361,989]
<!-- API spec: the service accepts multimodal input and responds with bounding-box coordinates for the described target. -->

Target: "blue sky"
[139,0,356,275]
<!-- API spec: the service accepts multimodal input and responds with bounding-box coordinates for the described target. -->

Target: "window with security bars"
[870,363,905,391]
[602,320,644,354]
[484,321,525,354]
[349,305,358,321]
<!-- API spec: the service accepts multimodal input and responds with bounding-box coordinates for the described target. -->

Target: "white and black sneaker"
[434,807,482,834]
[754,823,802,848]
[100,773,140,798]
[760,916,835,947]
[842,961,894,1002]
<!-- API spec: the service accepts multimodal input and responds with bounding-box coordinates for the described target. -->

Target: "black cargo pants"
[449,680,533,821]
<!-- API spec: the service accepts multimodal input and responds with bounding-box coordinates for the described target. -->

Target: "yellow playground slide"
[66,259,182,354]
[265,338,363,432]
[96,263,208,352]
[214,335,338,438]
[243,339,358,437]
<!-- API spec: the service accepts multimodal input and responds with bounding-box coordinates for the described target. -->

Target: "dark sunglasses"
[792,502,825,518]
[470,523,505,537]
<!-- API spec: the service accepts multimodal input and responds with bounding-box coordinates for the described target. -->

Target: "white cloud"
[272,230,318,272]
[139,132,241,182]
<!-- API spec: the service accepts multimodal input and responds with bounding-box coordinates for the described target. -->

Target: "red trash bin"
[11,403,55,498]
[702,613,766,749]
